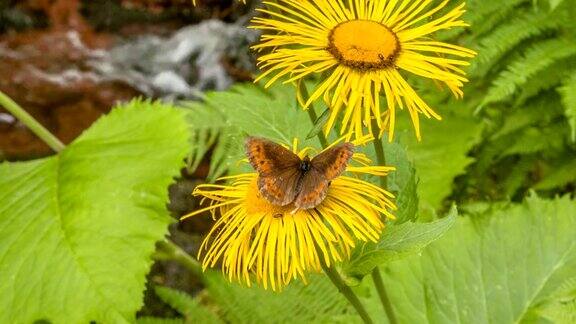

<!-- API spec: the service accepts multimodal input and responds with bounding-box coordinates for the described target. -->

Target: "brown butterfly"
[245,137,354,210]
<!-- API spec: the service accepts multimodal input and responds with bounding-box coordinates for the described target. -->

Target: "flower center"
[328,20,400,71]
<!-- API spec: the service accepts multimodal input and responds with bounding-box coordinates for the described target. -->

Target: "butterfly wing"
[245,137,303,206]
[257,167,302,206]
[293,168,329,209]
[309,142,354,180]
[294,143,354,209]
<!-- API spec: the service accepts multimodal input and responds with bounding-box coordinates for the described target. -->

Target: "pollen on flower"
[328,20,400,71]
[244,178,291,216]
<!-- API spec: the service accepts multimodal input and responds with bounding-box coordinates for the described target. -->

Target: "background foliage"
[0,0,575,323]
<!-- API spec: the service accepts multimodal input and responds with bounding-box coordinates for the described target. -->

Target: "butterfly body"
[299,156,312,172]
[245,137,354,210]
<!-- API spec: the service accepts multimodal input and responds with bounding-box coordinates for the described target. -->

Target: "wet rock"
[92,19,258,99]
[0,29,140,159]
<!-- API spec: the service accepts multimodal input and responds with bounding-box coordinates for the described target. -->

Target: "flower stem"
[316,247,373,324]
[155,239,204,278]
[371,268,398,324]
[307,107,329,149]
[373,134,388,189]
[299,81,329,149]
[0,90,65,153]
[371,132,398,324]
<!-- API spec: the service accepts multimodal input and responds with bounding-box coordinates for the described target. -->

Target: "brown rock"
[0,27,141,160]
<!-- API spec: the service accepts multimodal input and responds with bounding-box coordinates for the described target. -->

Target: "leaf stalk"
[0,91,65,153]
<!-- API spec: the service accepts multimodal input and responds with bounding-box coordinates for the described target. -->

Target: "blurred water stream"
[0,14,256,158]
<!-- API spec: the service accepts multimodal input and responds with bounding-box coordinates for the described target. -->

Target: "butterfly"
[245,137,354,210]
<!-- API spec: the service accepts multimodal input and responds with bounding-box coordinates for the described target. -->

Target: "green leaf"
[343,207,457,280]
[382,142,418,224]
[397,109,483,210]
[374,195,576,323]
[206,83,314,146]
[154,286,222,324]
[465,0,530,38]
[393,171,418,223]
[0,102,189,323]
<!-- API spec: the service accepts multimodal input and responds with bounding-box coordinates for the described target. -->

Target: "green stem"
[371,129,398,324]
[306,107,329,149]
[156,239,204,278]
[299,81,329,149]
[373,135,388,189]
[372,268,398,324]
[0,90,65,152]
[316,246,373,324]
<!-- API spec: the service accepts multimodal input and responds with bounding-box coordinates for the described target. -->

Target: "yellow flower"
[251,0,476,141]
[182,139,396,291]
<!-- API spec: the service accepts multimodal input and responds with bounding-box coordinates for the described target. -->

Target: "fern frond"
[515,57,576,106]
[536,277,576,324]
[502,155,537,197]
[535,156,576,190]
[559,74,576,141]
[547,0,572,11]
[466,0,528,38]
[206,128,244,182]
[183,83,317,182]
[137,317,185,324]
[204,271,348,324]
[502,123,567,157]
[182,102,228,175]
[491,93,563,140]
[470,9,561,78]
[482,38,576,106]
[154,286,222,324]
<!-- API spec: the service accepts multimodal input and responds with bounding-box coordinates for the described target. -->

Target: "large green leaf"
[367,195,576,323]
[343,207,457,281]
[0,102,189,323]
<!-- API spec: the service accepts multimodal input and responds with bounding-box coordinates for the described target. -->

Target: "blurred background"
[0,0,257,161]
[2,0,575,321]
[0,0,260,318]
